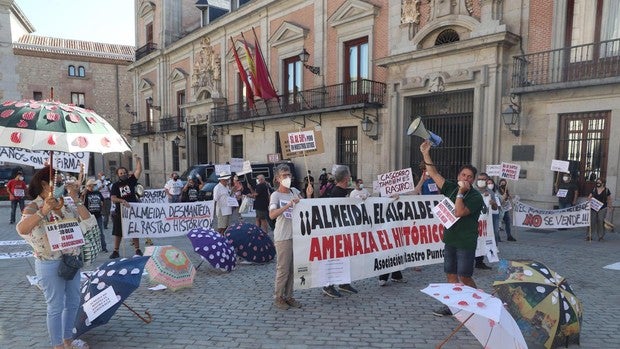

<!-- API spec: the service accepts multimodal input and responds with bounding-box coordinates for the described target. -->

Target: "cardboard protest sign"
[500,162,521,180]
[214,164,231,176]
[377,168,415,197]
[141,189,167,203]
[279,128,324,159]
[486,164,501,177]
[292,195,496,290]
[121,201,214,238]
[237,160,252,176]
[512,200,590,229]
[229,158,244,173]
[551,159,570,173]
[267,153,281,163]
[45,219,85,251]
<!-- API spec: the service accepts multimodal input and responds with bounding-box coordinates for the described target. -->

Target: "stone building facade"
[0,0,135,176]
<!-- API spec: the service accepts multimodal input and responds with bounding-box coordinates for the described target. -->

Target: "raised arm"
[420,140,445,189]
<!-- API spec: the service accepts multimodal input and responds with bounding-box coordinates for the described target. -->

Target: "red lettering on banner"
[522,213,542,227]
[477,220,488,237]
[308,232,380,261]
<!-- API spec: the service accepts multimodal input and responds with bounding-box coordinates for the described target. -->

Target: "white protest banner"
[512,200,590,229]
[214,164,231,176]
[229,158,244,173]
[45,219,85,251]
[292,195,494,290]
[486,164,501,177]
[237,160,252,176]
[500,162,521,180]
[141,189,167,203]
[121,201,214,238]
[0,147,88,173]
[83,286,119,322]
[377,168,415,197]
[551,159,570,173]
[287,129,317,152]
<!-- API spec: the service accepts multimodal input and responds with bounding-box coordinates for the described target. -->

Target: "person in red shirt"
[7,170,27,224]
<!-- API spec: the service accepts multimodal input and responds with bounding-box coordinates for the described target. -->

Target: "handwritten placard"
[500,162,521,180]
[377,168,415,197]
[486,164,501,177]
[214,164,231,176]
[590,198,604,212]
[279,128,324,159]
[267,153,281,163]
[121,201,214,239]
[83,286,119,322]
[237,160,252,176]
[556,189,568,198]
[229,158,244,173]
[551,159,570,173]
[45,219,85,251]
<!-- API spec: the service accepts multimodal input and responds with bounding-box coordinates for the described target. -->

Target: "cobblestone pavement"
[0,202,618,349]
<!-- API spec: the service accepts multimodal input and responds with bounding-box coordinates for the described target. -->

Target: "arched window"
[68,65,76,76]
[78,66,85,77]
[435,29,460,46]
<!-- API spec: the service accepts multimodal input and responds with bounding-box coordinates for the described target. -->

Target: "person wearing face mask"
[164,172,184,203]
[109,155,143,258]
[82,179,107,253]
[473,173,494,270]
[252,174,271,234]
[498,179,516,241]
[318,168,328,188]
[485,178,502,244]
[96,171,112,230]
[587,178,613,241]
[213,172,233,235]
[349,179,370,199]
[414,162,440,195]
[556,173,579,210]
[7,170,27,224]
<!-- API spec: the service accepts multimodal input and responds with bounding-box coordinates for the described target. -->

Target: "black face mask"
[119,174,128,181]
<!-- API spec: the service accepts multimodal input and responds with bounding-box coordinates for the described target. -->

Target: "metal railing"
[159,116,183,133]
[512,38,620,89]
[211,79,386,123]
[130,121,154,136]
[135,43,158,61]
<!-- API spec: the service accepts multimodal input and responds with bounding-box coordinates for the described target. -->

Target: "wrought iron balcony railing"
[130,121,154,137]
[211,79,386,124]
[159,116,184,133]
[512,37,620,92]
[135,43,158,61]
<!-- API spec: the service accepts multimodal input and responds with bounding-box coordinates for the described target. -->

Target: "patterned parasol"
[187,227,236,272]
[145,245,196,291]
[225,223,275,264]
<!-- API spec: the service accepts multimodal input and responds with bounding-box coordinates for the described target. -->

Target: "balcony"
[159,115,184,133]
[211,79,386,125]
[130,121,154,137]
[512,38,620,94]
[135,42,158,61]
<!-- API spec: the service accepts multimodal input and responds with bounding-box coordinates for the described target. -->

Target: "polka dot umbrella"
[186,227,236,272]
[145,245,196,291]
[224,223,275,264]
[73,256,151,338]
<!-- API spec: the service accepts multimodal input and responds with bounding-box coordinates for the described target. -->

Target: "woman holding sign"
[587,178,613,241]
[16,166,95,349]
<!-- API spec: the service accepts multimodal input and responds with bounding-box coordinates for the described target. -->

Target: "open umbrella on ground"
[224,223,275,264]
[493,259,582,349]
[421,283,528,349]
[187,227,236,272]
[73,256,151,338]
[145,245,196,291]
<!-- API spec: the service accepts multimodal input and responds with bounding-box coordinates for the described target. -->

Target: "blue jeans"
[95,214,107,251]
[443,244,475,278]
[501,211,514,239]
[35,259,81,347]
[492,213,500,242]
[10,198,25,223]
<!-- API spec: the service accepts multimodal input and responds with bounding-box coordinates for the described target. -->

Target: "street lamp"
[501,95,521,137]
[210,128,223,146]
[299,48,320,76]
[124,104,136,116]
[146,96,161,111]
[360,116,378,140]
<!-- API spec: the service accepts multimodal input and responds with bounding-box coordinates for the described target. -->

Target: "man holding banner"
[420,140,484,316]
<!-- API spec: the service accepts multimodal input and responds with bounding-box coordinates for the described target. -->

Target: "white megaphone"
[407,117,442,147]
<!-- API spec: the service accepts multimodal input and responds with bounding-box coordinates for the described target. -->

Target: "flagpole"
[230,36,256,112]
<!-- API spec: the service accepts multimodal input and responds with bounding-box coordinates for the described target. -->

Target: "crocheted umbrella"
[145,245,196,291]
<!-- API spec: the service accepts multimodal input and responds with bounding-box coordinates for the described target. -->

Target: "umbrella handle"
[436,312,475,349]
[195,259,204,270]
[122,302,153,324]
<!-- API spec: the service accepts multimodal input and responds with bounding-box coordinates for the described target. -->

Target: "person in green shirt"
[420,140,484,316]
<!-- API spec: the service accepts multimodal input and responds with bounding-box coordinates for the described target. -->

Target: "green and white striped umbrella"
[0,99,131,154]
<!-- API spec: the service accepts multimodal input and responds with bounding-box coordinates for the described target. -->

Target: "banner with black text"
[512,200,590,229]
[121,201,214,238]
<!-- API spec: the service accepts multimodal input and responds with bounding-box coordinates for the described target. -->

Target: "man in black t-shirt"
[109,155,143,258]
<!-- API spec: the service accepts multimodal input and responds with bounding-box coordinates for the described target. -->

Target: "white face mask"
[477,180,487,188]
[359,184,364,189]
[487,184,494,190]
[563,176,569,182]
[256,179,260,185]
[280,177,291,189]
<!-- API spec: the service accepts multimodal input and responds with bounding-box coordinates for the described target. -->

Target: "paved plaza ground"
[0,202,618,349]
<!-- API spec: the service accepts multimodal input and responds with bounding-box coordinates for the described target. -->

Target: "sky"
[15,0,135,46]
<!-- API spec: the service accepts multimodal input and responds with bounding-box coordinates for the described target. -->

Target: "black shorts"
[112,213,123,237]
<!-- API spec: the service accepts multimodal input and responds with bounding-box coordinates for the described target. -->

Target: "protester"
[497,179,516,241]
[96,171,112,230]
[413,162,439,195]
[110,155,143,258]
[319,174,335,198]
[322,165,360,298]
[318,167,328,188]
[164,172,184,203]
[7,170,27,224]
[349,178,370,199]
[16,166,95,349]
[182,175,204,202]
[302,170,315,198]
[420,140,484,317]
[486,178,501,244]
[82,179,107,252]
[557,173,579,209]
[587,178,613,241]
[213,172,232,235]
[473,173,493,270]
[253,174,271,233]
[269,164,311,309]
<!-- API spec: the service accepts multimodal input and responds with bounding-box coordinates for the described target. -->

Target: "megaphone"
[407,117,442,146]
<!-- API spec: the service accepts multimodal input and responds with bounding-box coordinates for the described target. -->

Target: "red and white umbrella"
[421,283,528,349]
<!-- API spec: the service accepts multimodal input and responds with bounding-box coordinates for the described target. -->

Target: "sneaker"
[507,237,517,241]
[67,338,90,349]
[432,306,453,317]
[273,297,289,310]
[134,249,143,256]
[391,278,407,283]
[338,284,359,294]
[102,249,109,253]
[109,250,120,259]
[475,263,492,270]
[322,285,342,298]
[378,279,387,286]
[286,297,302,308]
